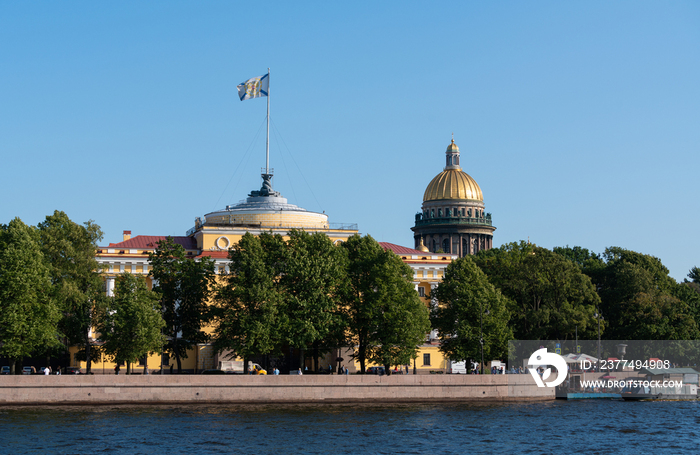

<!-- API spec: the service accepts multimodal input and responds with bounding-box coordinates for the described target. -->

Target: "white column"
[429,283,439,341]
[106,276,116,297]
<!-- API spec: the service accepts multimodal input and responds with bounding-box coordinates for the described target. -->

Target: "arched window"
[445,208,451,217]
[442,238,450,253]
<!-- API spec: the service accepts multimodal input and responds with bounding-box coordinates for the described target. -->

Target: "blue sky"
[2,1,698,281]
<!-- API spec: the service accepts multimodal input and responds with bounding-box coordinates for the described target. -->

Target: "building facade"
[74,139,495,375]
[83,173,358,373]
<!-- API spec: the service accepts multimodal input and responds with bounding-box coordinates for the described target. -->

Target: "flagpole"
[266,68,270,174]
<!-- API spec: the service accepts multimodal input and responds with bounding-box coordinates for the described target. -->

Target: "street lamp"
[595,308,603,372]
[616,344,628,371]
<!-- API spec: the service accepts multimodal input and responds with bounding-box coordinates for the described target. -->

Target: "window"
[442,238,450,253]
[418,287,425,297]
[423,353,431,366]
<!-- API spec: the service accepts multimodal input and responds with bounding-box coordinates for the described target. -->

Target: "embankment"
[0,374,553,405]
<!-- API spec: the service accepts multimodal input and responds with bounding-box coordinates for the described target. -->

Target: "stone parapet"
[0,375,553,405]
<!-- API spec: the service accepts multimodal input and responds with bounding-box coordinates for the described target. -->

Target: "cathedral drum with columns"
[412,139,495,256]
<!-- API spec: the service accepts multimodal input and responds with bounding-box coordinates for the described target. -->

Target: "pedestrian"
[273,367,279,375]
[44,366,50,375]
[297,368,303,375]
[56,366,61,375]
[115,365,120,375]
[345,366,349,375]
[329,364,333,375]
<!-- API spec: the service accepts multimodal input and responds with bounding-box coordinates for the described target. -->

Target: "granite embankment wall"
[0,375,553,405]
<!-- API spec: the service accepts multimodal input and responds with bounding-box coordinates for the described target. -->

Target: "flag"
[237,73,269,101]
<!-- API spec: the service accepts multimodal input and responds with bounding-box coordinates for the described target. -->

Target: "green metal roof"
[640,367,699,375]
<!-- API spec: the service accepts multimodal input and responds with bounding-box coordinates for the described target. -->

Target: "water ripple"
[0,401,697,454]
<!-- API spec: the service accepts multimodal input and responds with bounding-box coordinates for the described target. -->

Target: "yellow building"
[374,242,457,374]
[78,139,488,375]
[81,172,358,373]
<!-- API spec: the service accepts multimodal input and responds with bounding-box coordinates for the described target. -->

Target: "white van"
[449,361,467,374]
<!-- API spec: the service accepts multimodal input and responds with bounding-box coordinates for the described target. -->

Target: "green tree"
[95,273,165,374]
[37,210,105,374]
[687,266,700,284]
[474,241,600,341]
[149,237,216,373]
[341,234,430,373]
[0,218,61,373]
[553,245,605,275]
[432,256,512,372]
[596,247,699,340]
[212,232,285,373]
[616,291,698,340]
[366,251,430,373]
[280,229,348,371]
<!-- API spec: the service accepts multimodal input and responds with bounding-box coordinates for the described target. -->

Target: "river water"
[1,400,698,454]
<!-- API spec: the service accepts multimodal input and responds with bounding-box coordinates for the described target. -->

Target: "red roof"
[107,235,197,250]
[379,242,429,255]
[196,251,229,259]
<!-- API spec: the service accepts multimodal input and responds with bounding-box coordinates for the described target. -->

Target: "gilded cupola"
[422,139,484,202]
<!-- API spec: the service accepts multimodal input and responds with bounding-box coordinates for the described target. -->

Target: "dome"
[423,169,483,202]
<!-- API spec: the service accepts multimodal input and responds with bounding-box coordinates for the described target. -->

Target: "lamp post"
[616,343,628,371]
[595,308,603,372]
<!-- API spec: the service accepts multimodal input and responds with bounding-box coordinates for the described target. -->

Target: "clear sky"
[1,1,698,281]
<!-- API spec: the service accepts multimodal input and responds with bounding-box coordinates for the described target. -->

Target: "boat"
[621,383,698,401]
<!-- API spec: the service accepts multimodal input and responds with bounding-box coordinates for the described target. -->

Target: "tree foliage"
[212,232,286,372]
[594,247,699,340]
[474,241,600,341]
[149,237,216,373]
[95,273,165,374]
[280,230,348,370]
[341,235,430,373]
[37,210,105,373]
[366,247,430,372]
[0,218,61,373]
[432,256,512,371]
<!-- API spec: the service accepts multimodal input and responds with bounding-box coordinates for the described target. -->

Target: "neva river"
[1,400,698,454]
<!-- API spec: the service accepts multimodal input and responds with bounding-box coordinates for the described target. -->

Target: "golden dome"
[423,169,483,202]
[417,238,429,252]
